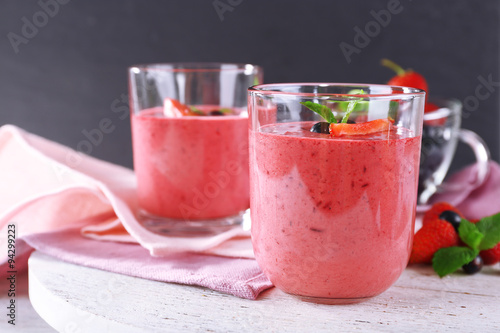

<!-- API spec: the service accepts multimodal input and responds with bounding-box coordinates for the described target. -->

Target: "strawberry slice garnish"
[163,98,200,117]
[329,118,393,137]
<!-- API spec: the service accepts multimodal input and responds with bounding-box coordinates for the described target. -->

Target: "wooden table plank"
[28,251,500,332]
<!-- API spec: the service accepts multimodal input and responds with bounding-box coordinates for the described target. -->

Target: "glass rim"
[128,62,262,74]
[248,83,426,99]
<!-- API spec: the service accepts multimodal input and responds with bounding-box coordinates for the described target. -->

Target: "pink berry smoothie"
[131,106,249,221]
[250,122,421,301]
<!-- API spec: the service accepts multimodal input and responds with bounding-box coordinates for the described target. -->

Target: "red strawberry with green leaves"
[382,59,428,93]
[479,244,500,265]
[409,219,460,264]
[381,59,436,113]
[467,218,500,265]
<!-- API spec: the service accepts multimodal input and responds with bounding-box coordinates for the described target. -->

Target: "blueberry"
[310,122,330,134]
[209,110,224,116]
[462,256,483,275]
[439,210,462,232]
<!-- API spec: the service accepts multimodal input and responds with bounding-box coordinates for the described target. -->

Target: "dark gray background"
[1,0,499,172]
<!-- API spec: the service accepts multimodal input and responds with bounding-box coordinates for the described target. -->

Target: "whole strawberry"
[409,219,460,264]
[468,219,500,265]
[422,202,463,226]
[480,244,500,265]
[382,58,429,93]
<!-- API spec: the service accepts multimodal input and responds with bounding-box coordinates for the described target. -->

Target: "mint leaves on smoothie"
[432,213,500,277]
[164,98,234,117]
[300,101,337,124]
[299,89,395,136]
[300,89,365,127]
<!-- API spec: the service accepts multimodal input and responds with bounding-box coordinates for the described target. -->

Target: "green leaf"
[219,108,233,114]
[475,213,500,250]
[388,100,399,120]
[337,101,367,112]
[189,106,205,115]
[432,247,479,278]
[300,101,336,123]
[458,219,484,250]
[341,89,365,124]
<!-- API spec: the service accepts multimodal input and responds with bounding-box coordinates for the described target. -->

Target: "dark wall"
[1,0,499,172]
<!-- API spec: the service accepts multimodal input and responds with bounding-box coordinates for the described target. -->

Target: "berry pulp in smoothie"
[250,122,421,300]
[132,106,249,220]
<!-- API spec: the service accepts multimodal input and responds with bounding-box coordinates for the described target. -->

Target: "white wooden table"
[27,251,500,333]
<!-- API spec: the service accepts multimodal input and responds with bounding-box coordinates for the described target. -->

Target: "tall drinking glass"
[248,83,425,303]
[129,63,262,236]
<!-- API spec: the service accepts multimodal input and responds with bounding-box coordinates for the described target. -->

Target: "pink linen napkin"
[418,161,500,219]
[21,228,271,299]
[0,124,270,299]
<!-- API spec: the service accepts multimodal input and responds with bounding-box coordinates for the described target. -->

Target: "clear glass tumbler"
[129,63,262,236]
[248,83,425,303]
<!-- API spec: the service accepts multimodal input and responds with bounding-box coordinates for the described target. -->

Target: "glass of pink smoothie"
[248,83,425,304]
[129,63,262,236]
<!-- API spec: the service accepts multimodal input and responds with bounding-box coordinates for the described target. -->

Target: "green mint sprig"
[189,106,205,115]
[432,213,500,277]
[299,89,365,124]
[299,101,337,123]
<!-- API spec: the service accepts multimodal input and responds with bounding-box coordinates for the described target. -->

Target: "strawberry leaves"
[432,247,478,278]
[476,213,500,250]
[458,219,484,249]
[432,213,500,277]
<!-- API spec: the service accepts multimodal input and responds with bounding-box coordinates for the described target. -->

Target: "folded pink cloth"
[0,124,269,299]
[418,161,500,219]
[19,228,270,299]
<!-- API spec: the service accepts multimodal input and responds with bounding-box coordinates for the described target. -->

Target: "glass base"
[290,293,373,305]
[138,209,245,237]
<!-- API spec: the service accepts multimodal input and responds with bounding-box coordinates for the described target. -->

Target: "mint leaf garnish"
[189,106,205,115]
[300,101,336,123]
[388,100,399,120]
[475,213,500,250]
[219,108,233,114]
[458,219,484,250]
[341,90,365,124]
[341,100,357,124]
[432,247,479,278]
